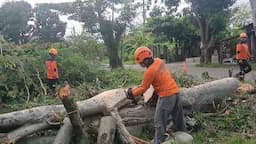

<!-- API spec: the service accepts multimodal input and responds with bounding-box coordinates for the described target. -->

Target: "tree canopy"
[0,1,32,44]
[72,0,139,68]
[0,1,67,44]
[187,0,236,63]
[34,6,66,42]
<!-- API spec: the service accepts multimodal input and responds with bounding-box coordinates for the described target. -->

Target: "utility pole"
[142,0,146,25]
[250,0,256,28]
[249,0,256,61]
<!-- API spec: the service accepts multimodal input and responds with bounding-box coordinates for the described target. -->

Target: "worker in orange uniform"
[234,32,252,81]
[126,47,186,144]
[45,48,59,95]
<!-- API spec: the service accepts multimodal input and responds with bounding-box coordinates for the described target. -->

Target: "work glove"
[237,59,243,64]
[125,88,138,105]
[126,88,134,100]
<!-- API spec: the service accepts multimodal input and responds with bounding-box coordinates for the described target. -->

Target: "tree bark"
[60,95,88,142]
[58,83,90,143]
[110,108,135,144]
[0,88,128,132]
[53,117,73,144]
[0,78,240,131]
[195,15,214,64]
[99,20,123,69]
[180,77,240,111]
[0,122,50,144]
[16,136,55,144]
[250,0,256,29]
[97,116,116,144]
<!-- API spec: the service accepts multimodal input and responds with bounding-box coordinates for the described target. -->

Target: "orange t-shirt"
[132,58,179,97]
[45,59,59,79]
[236,43,250,60]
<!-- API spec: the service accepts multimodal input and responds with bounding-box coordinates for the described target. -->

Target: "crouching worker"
[45,48,59,96]
[235,32,252,81]
[126,46,186,144]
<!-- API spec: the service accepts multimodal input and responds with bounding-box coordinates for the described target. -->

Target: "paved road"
[125,61,256,82]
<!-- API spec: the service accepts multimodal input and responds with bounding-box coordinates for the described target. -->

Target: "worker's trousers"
[239,60,251,75]
[154,93,186,144]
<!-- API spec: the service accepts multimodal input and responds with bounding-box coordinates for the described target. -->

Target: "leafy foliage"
[0,1,32,44]
[187,0,236,63]
[145,15,200,59]
[0,1,67,44]
[42,0,138,68]
[34,6,67,42]
[192,92,256,143]
[230,3,252,28]
[0,38,141,103]
[69,0,139,68]
[123,29,155,62]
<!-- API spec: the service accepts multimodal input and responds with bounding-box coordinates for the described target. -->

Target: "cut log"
[58,83,88,143]
[237,83,256,94]
[97,116,116,144]
[0,122,50,144]
[53,118,73,144]
[110,108,135,144]
[0,78,240,131]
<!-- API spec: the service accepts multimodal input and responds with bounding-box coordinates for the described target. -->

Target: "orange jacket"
[132,58,179,97]
[45,59,59,79]
[236,43,250,60]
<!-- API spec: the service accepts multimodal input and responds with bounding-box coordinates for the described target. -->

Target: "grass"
[191,92,256,144]
[192,131,256,144]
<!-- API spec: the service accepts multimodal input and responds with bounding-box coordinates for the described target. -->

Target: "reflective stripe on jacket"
[45,59,59,79]
[236,43,250,60]
[132,58,179,97]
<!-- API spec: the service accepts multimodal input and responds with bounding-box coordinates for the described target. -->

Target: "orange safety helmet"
[240,32,247,38]
[134,46,153,64]
[49,48,58,56]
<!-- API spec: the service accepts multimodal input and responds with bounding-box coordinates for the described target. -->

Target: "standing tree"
[250,0,256,28]
[149,6,165,17]
[34,5,66,42]
[186,0,236,63]
[73,0,138,68]
[0,1,32,44]
[146,15,199,59]
[142,0,180,24]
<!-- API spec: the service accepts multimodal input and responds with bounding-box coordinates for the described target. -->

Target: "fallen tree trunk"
[0,89,127,131]
[180,77,240,111]
[53,118,73,144]
[16,136,55,144]
[0,122,50,144]
[97,116,116,144]
[0,78,240,131]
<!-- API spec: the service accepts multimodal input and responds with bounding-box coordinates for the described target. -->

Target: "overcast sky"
[0,0,75,7]
[0,0,249,7]
[0,0,250,37]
